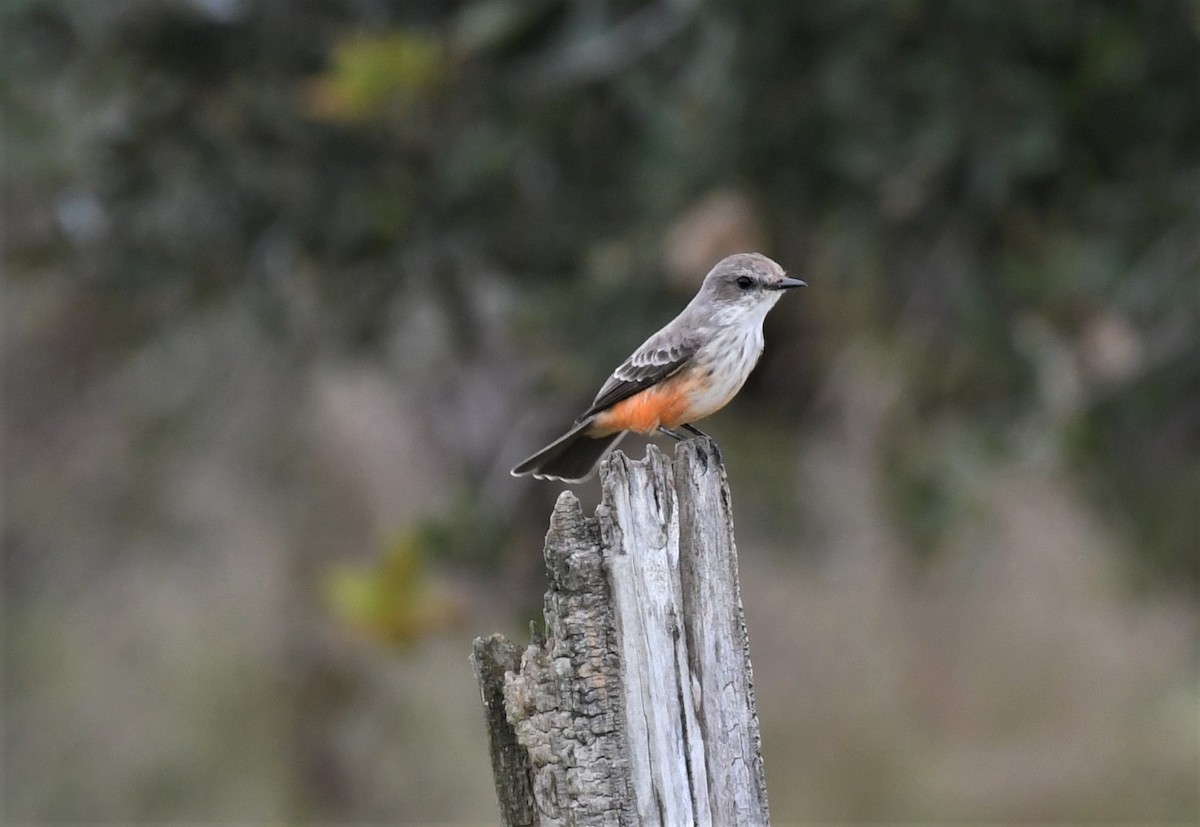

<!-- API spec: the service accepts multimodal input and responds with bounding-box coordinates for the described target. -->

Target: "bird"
[511,252,805,482]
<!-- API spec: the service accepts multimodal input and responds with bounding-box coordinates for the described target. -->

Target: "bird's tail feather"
[511,420,625,482]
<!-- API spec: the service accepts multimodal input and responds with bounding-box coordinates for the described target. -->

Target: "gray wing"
[579,330,700,420]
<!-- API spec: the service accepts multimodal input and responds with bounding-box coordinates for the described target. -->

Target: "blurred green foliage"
[305,30,447,121]
[325,529,461,647]
[9,0,1197,581]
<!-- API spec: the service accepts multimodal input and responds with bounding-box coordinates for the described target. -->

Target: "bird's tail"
[510,419,625,483]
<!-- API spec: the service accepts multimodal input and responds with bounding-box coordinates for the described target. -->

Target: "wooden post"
[471,439,770,826]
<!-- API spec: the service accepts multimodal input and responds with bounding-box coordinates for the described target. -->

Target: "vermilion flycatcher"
[511,252,805,482]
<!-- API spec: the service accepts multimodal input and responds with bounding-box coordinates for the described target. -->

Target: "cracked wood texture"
[472,439,770,826]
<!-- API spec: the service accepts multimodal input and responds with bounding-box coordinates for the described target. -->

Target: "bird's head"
[696,252,805,324]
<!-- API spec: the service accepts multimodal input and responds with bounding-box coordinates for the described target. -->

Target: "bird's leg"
[681,423,709,438]
[657,426,688,441]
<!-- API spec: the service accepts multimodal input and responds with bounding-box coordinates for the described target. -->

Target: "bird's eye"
[736,276,754,290]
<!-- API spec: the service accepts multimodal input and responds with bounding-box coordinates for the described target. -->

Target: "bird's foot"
[658,424,712,442]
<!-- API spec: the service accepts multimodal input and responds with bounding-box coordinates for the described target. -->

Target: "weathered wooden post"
[471,439,769,826]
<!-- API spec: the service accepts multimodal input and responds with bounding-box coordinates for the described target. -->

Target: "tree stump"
[471,439,769,826]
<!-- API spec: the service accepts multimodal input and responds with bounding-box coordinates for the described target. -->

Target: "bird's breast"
[672,324,765,423]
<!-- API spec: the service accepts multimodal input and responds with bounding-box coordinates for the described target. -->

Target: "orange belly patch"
[589,375,705,436]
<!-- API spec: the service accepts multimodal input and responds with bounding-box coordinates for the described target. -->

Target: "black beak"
[770,277,807,290]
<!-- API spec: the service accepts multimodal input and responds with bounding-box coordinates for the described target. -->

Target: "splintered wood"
[471,440,769,827]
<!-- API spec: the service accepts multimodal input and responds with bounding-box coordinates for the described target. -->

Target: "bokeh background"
[4,0,1199,823]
